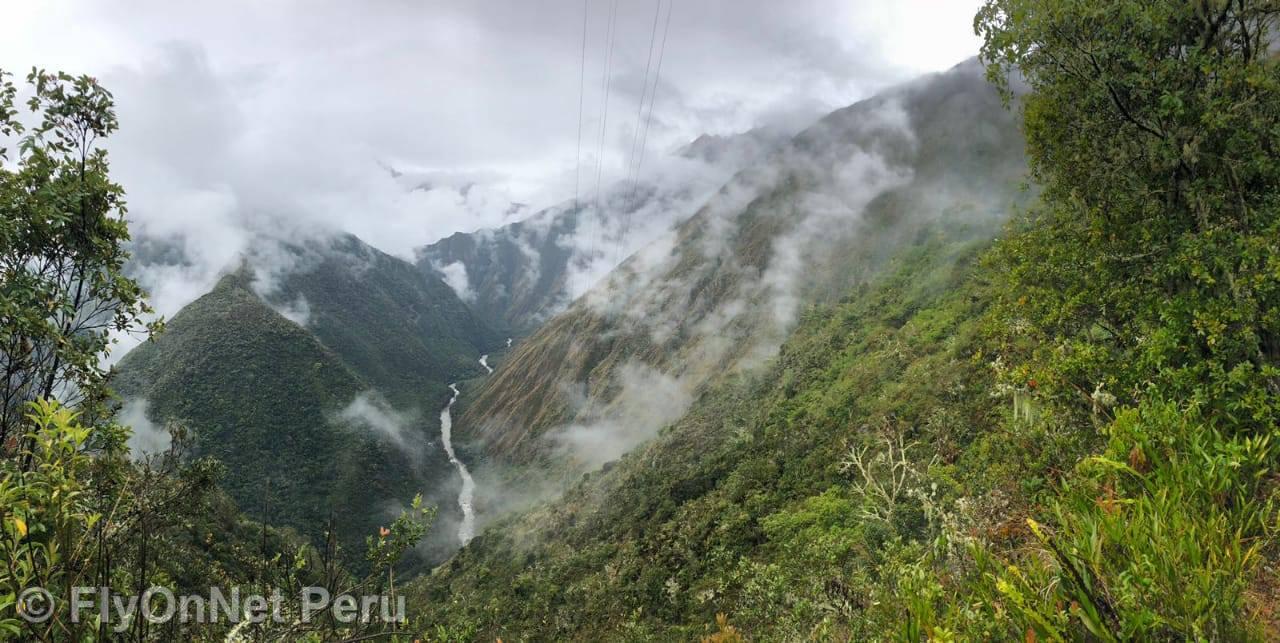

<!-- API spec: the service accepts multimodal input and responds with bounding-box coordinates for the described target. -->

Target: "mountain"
[415,203,583,338]
[113,233,502,565]
[451,59,1026,476]
[409,223,999,639]
[675,124,792,166]
[401,14,1280,636]
[404,59,1031,638]
[414,127,792,337]
[252,233,502,405]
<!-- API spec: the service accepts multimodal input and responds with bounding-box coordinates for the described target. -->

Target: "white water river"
[438,383,475,544]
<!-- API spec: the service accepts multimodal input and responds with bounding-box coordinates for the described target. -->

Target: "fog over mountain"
[2,0,983,357]
[7,2,1278,640]
[416,125,791,336]
[450,59,1027,519]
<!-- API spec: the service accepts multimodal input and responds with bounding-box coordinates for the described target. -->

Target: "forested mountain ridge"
[452,59,1026,474]
[256,233,503,404]
[113,233,503,566]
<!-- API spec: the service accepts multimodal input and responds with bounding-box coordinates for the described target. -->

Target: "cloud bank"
[2,0,984,340]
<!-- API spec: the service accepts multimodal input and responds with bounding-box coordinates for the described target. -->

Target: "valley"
[5,2,1278,639]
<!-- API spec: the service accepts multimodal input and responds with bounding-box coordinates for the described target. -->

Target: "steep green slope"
[264,233,501,405]
[409,228,1018,639]
[113,270,457,566]
[411,5,1280,638]
[454,59,1026,473]
[415,217,1270,640]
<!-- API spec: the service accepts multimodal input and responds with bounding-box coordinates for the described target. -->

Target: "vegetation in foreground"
[410,0,1280,639]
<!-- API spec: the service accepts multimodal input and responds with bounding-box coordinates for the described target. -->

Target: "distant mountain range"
[414,125,794,337]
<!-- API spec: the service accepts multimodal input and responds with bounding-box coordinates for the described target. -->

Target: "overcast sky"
[1,0,983,319]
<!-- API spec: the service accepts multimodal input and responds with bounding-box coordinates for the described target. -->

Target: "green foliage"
[0,400,262,640]
[0,398,437,642]
[913,0,1280,639]
[989,401,1271,640]
[974,0,1280,428]
[0,67,158,451]
[367,495,436,577]
[0,400,97,638]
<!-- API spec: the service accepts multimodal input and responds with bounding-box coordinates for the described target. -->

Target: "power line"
[572,0,589,218]
[613,0,664,266]
[589,0,620,263]
[616,0,674,265]
[636,0,673,187]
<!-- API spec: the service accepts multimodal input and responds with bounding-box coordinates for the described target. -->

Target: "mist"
[2,2,983,362]
[334,392,421,451]
[454,59,1027,527]
[0,1,1006,570]
[550,363,694,468]
[118,398,172,457]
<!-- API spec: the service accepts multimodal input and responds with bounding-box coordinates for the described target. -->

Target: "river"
[438,383,475,545]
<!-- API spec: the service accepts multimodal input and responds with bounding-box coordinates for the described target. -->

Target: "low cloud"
[334,392,419,450]
[272,295,312,327]
[2,2,982,357]
[118,398,171,457]
[549,362,694,468]
[436,261,475,303]
[517,97,920,476]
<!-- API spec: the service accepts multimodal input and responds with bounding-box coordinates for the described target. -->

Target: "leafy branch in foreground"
[0,67,158,457]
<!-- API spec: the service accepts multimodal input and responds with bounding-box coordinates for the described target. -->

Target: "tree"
[976,0,1280,430]
[0,68,157,454]
[940,1,1280,638]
